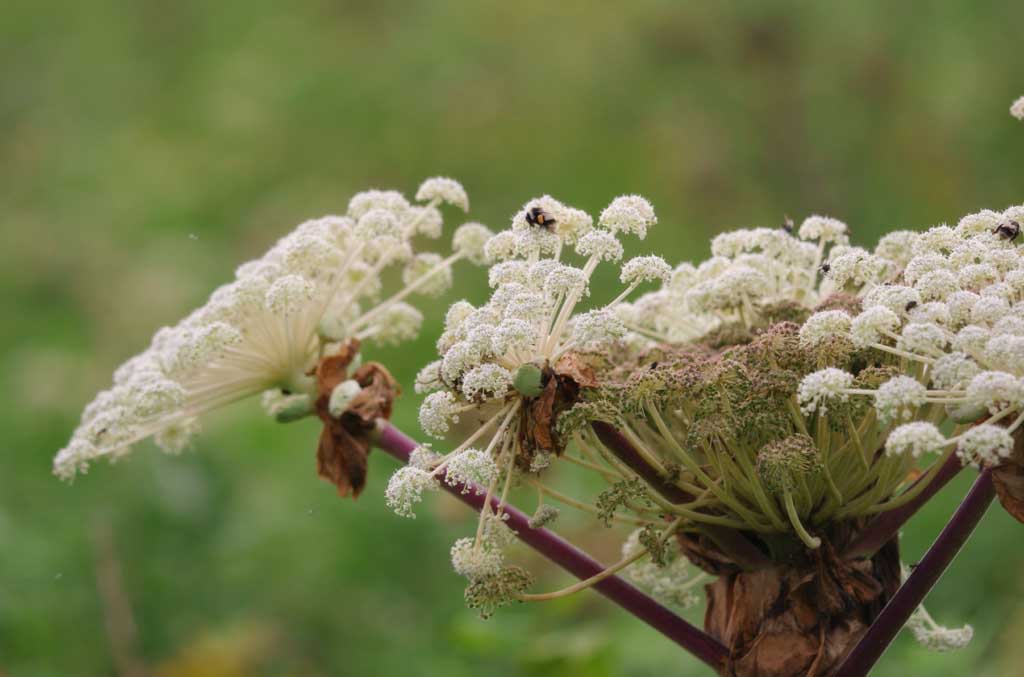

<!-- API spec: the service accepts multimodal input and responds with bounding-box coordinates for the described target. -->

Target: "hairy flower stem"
[834,470,995,677]
[844,452,963,559]
[372,421,729,670]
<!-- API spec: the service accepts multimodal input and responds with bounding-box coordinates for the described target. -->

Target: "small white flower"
[874,376,927,423]
[265,275,316,315]
[450,537,503,580]
[850,306,901,348]
[416,176,470,211]
[373,303,423,345]
[798,368,854,415]
[347,189,410,220]
[955,209,1003,238]
[385,466,438,518]
[571,309,627,349]
[798,215,848,244]
[862,285,921,316]
[956,424,1014,468]
[897,322,949,355]
[419,391,462,438]
[952,325,991,355]
[903,253,948,285]
[799,310,852,348]
[414,360,445,394]
[354,207,403,239]
[914,270,959,302]
[444,448,500,492]
[461,364,513,401]
[970,296,1009,327]
[491,319,536,356]
[945,291,980,328]
[620,255,672,285]
[453,222,495,265]
[599,195,657,239]
[483,230,517,262]
[1011,95,1024,121]
[409,444,442,470]
[403,253,453,297]
[544,265,589,299]
[965,371,1024,414]
[983,334,1024,373]
[885,422,947,458]
[912,225,958,256]
[875,230,920,266]
[576,230,624,262]
[957,263,999,291]
[931,353,981,390]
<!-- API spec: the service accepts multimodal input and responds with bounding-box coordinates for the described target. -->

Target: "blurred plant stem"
[372,420,729,671]
[91,514,149,677]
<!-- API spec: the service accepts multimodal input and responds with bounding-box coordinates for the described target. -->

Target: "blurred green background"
[3,1,1024,675]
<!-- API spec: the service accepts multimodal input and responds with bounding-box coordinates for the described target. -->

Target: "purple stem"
[834,469,995,677]
[591,421,771,571]
[374,421,729,671]
[844,452,964,560]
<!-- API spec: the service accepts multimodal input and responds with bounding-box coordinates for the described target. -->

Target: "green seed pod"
[513,363,544,398]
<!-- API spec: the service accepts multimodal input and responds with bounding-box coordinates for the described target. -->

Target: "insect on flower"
[994,219,1020,242]
[525,206,557,230]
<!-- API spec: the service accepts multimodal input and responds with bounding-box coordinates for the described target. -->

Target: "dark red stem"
[834,469,995,677]
[844,452,964,559]
[374,421,729,671]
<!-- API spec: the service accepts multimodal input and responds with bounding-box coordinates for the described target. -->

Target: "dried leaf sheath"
[314,338,400,497]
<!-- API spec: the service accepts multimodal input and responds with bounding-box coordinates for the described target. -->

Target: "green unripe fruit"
[513,363,544,398]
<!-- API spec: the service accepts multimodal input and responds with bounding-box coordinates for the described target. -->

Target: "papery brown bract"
[690,527,900,677]
[314,338,400,497]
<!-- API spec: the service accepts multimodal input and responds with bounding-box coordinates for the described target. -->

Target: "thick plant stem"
[844,452,963,559]
[834,470,995,677]
[373,421,729,671]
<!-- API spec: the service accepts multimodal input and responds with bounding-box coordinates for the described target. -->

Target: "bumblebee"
[819,261,831,274]
[525,206,556,230]
[994,220,1020,242]
[905,300,918,312]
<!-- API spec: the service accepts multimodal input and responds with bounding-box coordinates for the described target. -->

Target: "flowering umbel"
[55,178,490,489]
[387,194,694,613]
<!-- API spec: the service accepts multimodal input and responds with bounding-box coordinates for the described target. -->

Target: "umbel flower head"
[395,193,680,607]
[558,205,1023,557]
[55,178,490,481]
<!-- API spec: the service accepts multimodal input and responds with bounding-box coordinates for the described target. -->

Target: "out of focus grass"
[3,1,1024,675]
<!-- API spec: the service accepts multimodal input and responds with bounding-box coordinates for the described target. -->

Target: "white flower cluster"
[419,193,666,439]
[1012,96,1024,121]
[55,178,485,479]
[621,214,863,343]
[790,209,1024,464]
[402,193,668,588]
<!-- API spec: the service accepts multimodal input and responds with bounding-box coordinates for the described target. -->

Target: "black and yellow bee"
[994,220,1020,242]
[525,206,556,230]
